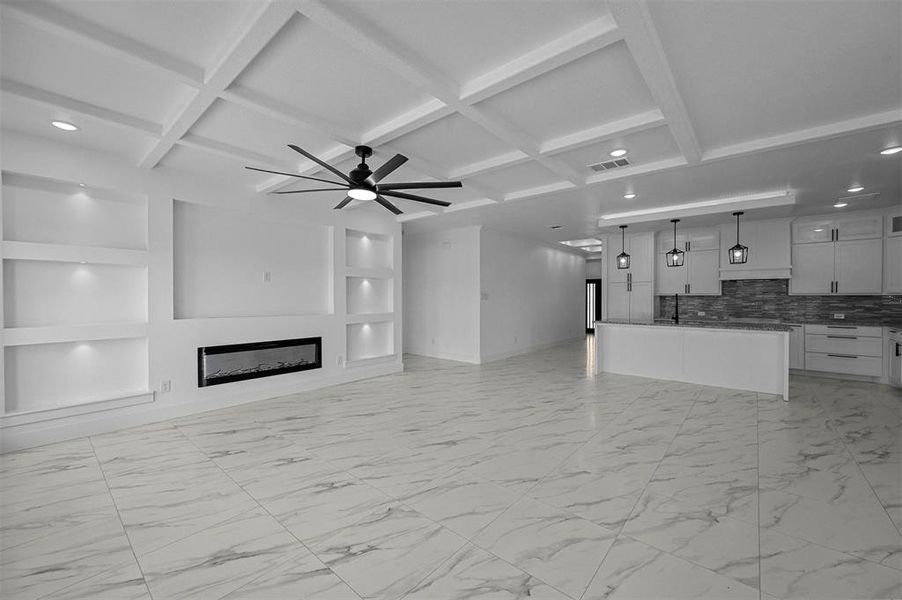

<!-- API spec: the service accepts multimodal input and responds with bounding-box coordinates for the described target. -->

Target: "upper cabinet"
[719,218,791,280]
[608,232,654,283]
[885,206,902,294]
[655,228,721,295]
[790,212,884,295]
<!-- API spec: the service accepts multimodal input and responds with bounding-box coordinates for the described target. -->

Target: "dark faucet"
[672,293,679,324]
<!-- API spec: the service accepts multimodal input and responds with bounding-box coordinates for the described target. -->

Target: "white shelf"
[2,241,148,266]
[345,267,394,278]
[3,322,148,346]
[1,391,153,428]
[346,312,394,324]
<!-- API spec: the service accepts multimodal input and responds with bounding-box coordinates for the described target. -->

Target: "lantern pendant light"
[665,219,685,267]
[728,211,749,265]
[616,225,630,269]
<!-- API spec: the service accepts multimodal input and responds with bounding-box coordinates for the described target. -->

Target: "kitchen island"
[595,320,791,400]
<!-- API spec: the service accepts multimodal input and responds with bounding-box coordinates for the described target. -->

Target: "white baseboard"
[479,336,584,364]
[1,361,402,453]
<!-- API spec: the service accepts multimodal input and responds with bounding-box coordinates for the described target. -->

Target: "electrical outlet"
[160,380,171,393]
[833,313,845,320]
[697,311,706,317]
[263,270,272,282]
[337,355,344,367]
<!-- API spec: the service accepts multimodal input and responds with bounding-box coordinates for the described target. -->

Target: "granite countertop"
[596,319,793,332]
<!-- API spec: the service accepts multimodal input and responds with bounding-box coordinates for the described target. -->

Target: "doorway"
[586,279,601,333]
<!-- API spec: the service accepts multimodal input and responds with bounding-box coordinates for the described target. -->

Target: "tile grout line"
[87,436,156,600]
[756,389,763,600]
[173,423,370,600]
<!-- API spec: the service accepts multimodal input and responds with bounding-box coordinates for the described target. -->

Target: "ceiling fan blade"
[377,181,462,190]
[273,188,347,194]
[244,166,345,187]
[375,195,403,215]
[288,144,353,184]
[380,190,451,207]
[334,196,353,210]
[368,153,408,184]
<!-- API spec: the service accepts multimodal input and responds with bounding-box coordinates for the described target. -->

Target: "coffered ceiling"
[1,0,900,242]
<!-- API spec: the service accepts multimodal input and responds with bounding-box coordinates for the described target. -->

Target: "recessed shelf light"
[880,146,902,155]
[834,202,848,208]
[846,186,864,193]
[623,193,636,200]
[610,148,628,158]
[51,120,78,131]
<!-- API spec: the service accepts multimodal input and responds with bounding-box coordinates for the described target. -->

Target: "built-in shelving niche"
[1,172,150,422]
[344,228,395,365]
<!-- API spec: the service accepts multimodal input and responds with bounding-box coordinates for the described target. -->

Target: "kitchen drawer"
[805,352,883,377]
[804,324,883,338]
[804,334,883,357]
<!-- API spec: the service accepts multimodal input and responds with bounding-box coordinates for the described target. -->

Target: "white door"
[607,282,630,320]
[686,229,719,251]
[656,253,685,295]
[792,218,834,244]
[790,242,834,294]
[835,215,883,241]
[607,236,629,283]
[835,239,883,294]
[885,236,902,294]
[629,281,654,322]
[788,325,805,369]
[687,250,721,295]
[628,233,655,282]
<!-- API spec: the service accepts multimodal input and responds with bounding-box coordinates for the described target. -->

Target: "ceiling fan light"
[348,188,377,201]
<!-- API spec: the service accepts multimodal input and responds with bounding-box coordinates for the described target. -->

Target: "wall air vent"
[589,158,631,172]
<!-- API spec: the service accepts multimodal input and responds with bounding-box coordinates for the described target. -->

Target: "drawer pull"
[826,335,857,340]
[827,353,858,359]
[826,325,856,329]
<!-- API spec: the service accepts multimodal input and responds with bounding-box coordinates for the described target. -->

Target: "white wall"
[403,226,481,363]
[0,131,401,451]
[587,258,603,279]
[479,228,585,362]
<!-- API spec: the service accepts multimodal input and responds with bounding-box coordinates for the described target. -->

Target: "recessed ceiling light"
[623,193,636,200]
[814,228,825,232]
[834,202,848,208]
[78,183,86,187]
[582,245,603,253]
[880,146,902,155]
[846,186,864,193]
[610,148,628,158]
[51,120,78,131]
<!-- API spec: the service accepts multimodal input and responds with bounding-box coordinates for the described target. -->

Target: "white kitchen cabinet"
[804,324,884,378]
[788,325,805,370]
[834,239,883,294]
[885,236,902,294]
[790,242,835,294]
[608,233,652,283]
[629,281,654,322]
[835,215,883,240]
[719,218,791,280]
[792,218,834,244]
[654,228,720,295]
[608,282,630,320]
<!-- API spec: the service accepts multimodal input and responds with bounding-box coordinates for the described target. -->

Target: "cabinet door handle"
[827,353,858,359]
[827,335,857,339]
[830,281,834,293]
[835,281,838,293]
[896,343,901,357]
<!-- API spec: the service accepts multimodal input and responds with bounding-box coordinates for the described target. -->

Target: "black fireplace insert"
[197,337,322,387]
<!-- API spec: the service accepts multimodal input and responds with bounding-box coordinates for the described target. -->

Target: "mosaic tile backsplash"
[657,279,902,325]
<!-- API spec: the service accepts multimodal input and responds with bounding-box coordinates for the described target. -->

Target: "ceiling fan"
[246,144,463,215]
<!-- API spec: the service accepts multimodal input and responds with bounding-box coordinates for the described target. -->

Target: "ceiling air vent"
[589,158,631,172]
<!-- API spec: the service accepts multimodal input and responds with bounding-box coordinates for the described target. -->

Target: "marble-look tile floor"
[2,338,901,599]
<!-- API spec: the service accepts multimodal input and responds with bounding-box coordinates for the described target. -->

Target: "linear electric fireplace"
[197,337,322,387]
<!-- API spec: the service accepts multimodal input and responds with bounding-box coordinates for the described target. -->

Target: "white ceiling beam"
[541,109,666,155]
[0,78,162,136]
[362,99,454,147]
[608,1,702,163]
[703,108,902,162]
[294,0,586,188]
[584,155,687,186]
[221,86,358,147]
[460,15,622,105]
[177,134,301,170]
[449,151,531,179]
[2,0,204,87]
[138,1,297,169]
